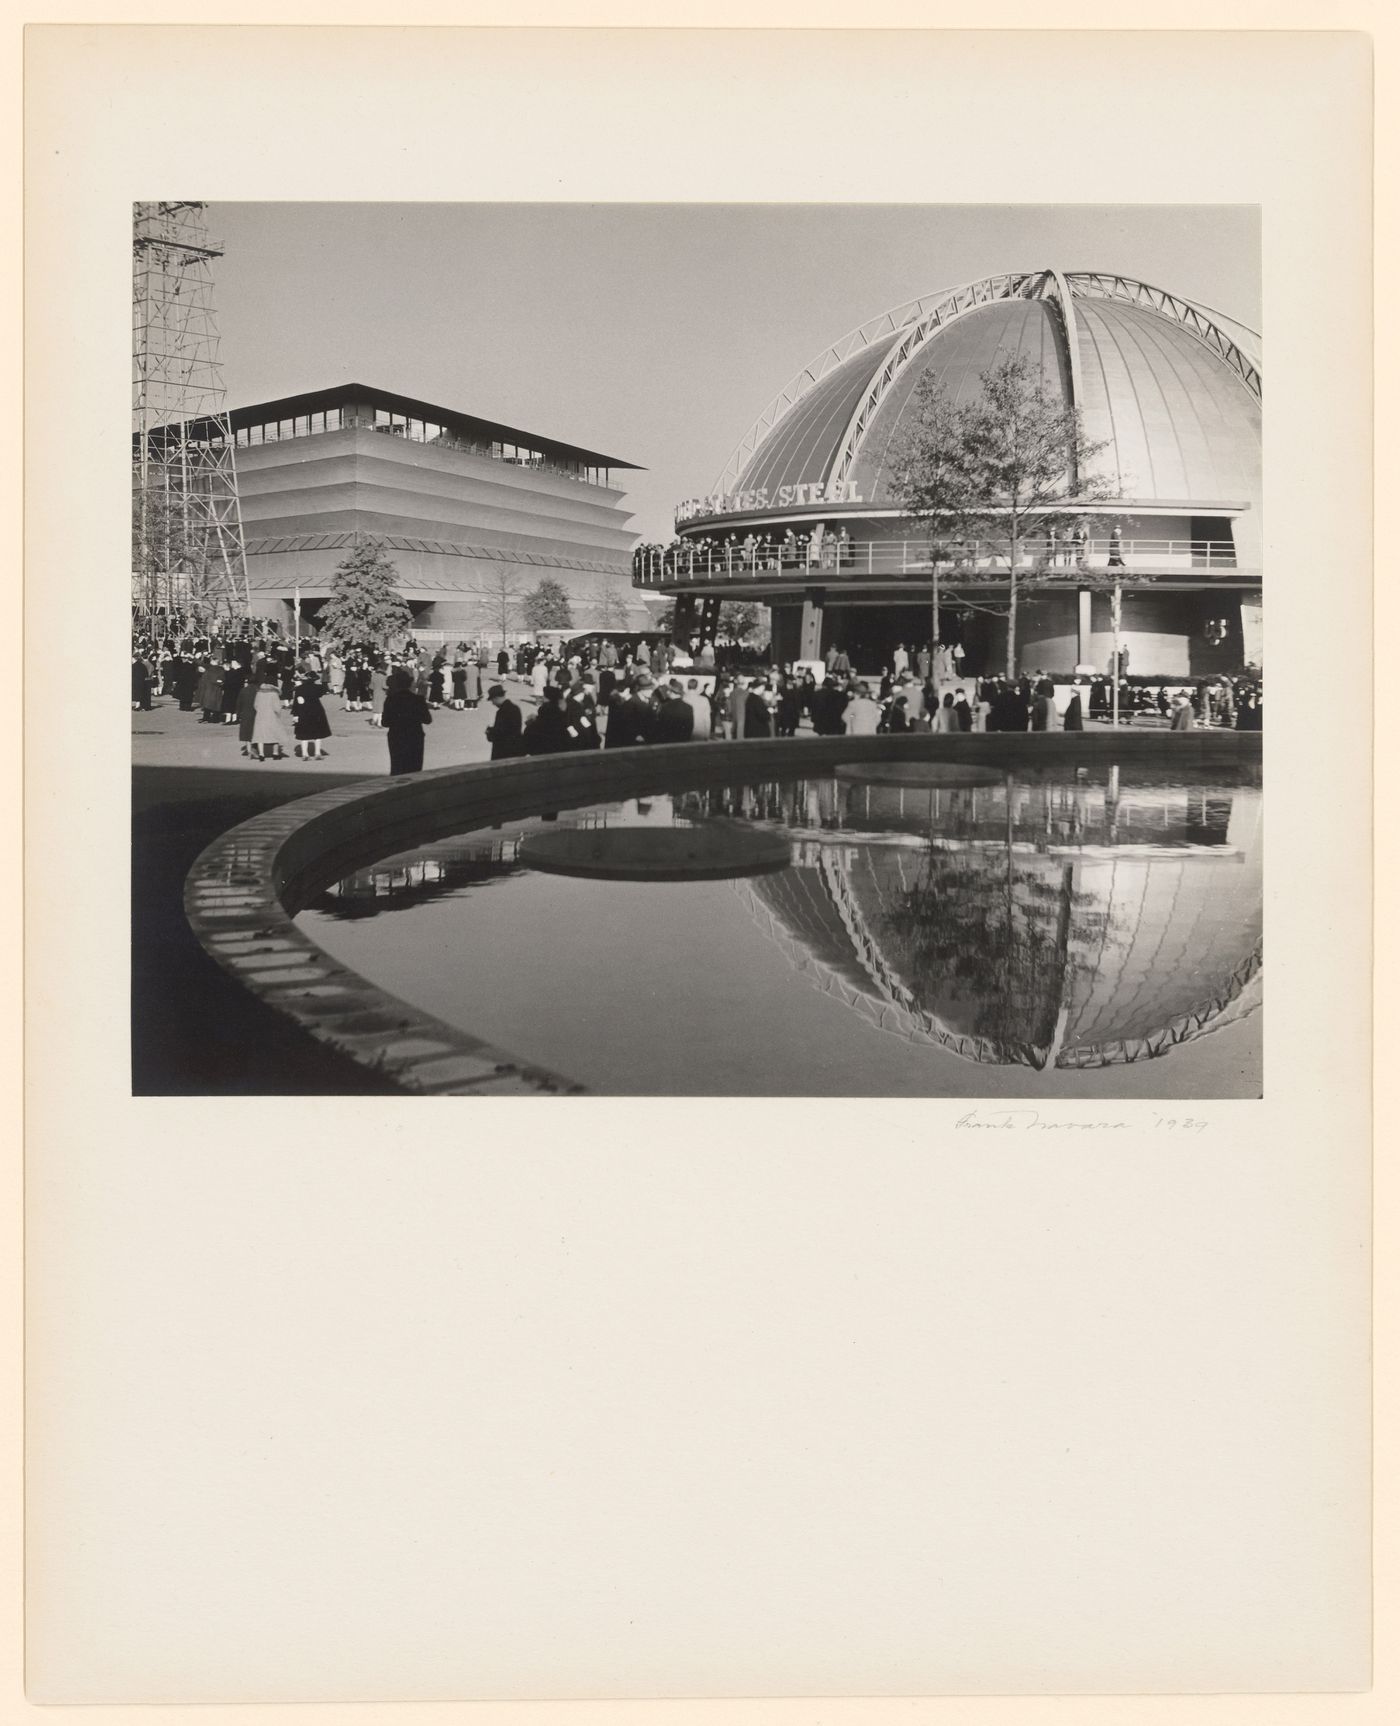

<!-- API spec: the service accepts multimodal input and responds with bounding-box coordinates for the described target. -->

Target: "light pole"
[1110,580,1122,729]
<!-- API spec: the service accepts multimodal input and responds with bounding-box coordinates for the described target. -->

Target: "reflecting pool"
[296,761,1262,1097]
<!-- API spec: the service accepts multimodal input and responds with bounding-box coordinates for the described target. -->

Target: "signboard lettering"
[675,479,863,525]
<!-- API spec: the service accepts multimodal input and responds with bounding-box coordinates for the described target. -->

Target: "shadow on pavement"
[132,765,400,1095]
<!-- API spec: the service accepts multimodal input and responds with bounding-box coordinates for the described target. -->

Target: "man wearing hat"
[484,683,525,759]
[606,675,658,748]
[562,680,600,751]
[653,679,695,744]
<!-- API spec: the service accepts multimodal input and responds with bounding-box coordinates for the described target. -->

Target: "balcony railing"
[633,536,1241,585]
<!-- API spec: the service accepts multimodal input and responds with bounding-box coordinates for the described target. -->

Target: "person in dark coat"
[131,656,153,711]
[1062,689,1084,731]
[382,667,433,775]
[291,673,332,759]
[775,678,801,738]
[811,680,847,736]
[881,694,912,733]
[1004,684,1031,731]
[450,662,467,710]
[563,683,601,750]
[170,653,196,710]
[1236,689,1263,730]
[743,681,774,738]
[195,659,223,722]
[219,661,247,727]
[523,685,572,756]
[484,683,525,759]
[953,689,974,732]
[653,681,695,744]
[235,674,260,755]
[605,680,657,748]
[496,648,510,677]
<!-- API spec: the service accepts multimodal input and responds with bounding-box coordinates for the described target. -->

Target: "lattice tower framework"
[132,202,250,621]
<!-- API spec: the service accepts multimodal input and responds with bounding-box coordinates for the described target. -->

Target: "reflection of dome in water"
[735,799,1261,1069]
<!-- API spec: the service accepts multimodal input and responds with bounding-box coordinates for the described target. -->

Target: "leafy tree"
[717,600,764,647]
[318,539,414,652]
[522,576,574,633]
[886,352,1115,677]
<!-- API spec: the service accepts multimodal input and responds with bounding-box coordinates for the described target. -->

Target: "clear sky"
[209,203,1260,545]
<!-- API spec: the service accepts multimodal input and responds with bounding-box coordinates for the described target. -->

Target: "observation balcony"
[633,536,1250,588]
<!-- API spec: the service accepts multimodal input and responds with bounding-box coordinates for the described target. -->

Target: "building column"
[799,589,825,660]
[1077,587,1093,668]
[671,594,702,645]
[1239,593,1263,668]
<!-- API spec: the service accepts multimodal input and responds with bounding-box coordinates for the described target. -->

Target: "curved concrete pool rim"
[183,732,1263,1097]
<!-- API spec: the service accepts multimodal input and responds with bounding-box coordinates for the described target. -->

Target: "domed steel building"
[650,271,1261,678]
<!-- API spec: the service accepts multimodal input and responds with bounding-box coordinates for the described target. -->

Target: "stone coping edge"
[183,731,1262,1097]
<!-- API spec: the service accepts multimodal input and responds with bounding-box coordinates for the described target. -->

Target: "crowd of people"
[132,619,1263,780]
[633,526,855,581]
[474,656,1263,760]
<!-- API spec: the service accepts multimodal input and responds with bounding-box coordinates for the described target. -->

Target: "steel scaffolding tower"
[132,201,250,622]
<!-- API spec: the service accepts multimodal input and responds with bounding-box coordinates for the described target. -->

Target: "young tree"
[318,539,414,652]
[522,576,574,633]
[593,574,631,632]
[886,352,1115,677]
[475,567,525,645]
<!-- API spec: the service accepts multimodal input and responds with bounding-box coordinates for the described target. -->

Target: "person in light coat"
[249,676,290,761]
[844,685,883,736]
[1169,694,1196,732]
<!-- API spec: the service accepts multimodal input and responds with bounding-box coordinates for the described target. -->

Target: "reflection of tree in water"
[878,841,1108,1064]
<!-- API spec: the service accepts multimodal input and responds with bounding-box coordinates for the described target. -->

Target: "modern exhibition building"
[650,271,1261,678]
[204,383,646,637]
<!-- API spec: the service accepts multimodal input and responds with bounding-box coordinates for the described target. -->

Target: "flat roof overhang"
[153,381,643,473]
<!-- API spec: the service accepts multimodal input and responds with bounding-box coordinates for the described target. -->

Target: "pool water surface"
[295,762,1262,1098]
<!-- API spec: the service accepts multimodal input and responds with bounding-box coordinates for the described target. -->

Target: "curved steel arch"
[1063,272,1262,398]
[711,275,1037,495]
[823,270,1053,494]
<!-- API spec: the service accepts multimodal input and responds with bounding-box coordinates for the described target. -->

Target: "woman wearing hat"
[291,670,333,760]
[381,667,433,775]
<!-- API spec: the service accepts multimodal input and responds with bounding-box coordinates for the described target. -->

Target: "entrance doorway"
[827,604,995,678]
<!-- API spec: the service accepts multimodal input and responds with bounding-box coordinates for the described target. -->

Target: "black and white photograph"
[26,21,1375,1715]
[133,202,1264,1097]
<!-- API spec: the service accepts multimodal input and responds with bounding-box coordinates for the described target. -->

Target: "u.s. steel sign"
[675,479,863,525]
